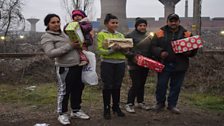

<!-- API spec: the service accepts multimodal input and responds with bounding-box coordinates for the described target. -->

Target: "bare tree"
[61,0,93,20]
[0,0,24,35]
[0,0,25,52]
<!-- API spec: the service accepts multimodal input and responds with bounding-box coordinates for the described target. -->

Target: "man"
[150,13,197,114]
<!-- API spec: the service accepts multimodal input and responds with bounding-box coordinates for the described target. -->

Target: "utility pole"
[192,0,202,35]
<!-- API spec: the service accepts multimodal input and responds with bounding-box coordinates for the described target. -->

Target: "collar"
[101,29,120,34]
[46,30,62,35]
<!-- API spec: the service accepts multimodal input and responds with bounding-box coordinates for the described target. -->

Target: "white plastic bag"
[82,50,98,85]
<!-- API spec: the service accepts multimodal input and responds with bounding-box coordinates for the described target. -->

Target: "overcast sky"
[22,0,224,32]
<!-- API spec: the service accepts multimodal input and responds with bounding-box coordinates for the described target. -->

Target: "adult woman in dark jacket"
[125,18,151,113]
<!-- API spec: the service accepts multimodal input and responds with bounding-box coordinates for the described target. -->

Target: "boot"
[112,89,125,117]
[112,105,125,117]
[103,89,112,120]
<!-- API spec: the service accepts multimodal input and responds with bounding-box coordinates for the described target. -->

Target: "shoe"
[71,110,90,119]
[104,106,111,120]
[78,61,88,66]
[136,103,150,110]
[125,103,135,113]
[112,106,125,117]
[167,107,181,114]
[151,104,165,112]
[58,114,70,125]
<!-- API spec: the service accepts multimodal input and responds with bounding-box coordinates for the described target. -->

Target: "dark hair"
[104,13,118,25]
[44,14,60,31]
[135,17,147,29]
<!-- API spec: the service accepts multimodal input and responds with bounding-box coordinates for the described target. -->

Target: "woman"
[41,14,89,125]
[97,13,126,120]
[125,18,150,113]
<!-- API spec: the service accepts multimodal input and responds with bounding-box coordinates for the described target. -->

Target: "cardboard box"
[171,35,203,53]
[104,38,133,49]
[135,55,165,72]
[64,22,84,43]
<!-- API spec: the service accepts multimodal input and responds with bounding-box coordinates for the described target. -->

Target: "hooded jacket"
[97,29,126,61]
[41,30,80,67]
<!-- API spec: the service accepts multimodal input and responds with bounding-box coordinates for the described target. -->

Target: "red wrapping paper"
[135,55,165,72]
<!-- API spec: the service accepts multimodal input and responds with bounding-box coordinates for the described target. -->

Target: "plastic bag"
[82,50,98,85]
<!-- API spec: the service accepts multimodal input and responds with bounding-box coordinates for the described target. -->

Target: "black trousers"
[100,62,125,90]
[100,62,125,108]
[56,65,84,114]
[127,67,149,104]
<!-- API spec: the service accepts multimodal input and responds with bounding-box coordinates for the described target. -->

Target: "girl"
[97,13,126,120]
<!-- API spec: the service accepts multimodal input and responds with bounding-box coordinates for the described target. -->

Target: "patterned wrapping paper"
[135,55,165,72]
[171,35,203,53]
[64,22,84,43]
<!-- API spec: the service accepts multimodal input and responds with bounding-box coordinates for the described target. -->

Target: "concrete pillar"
[193,0,202,35]
[159,0,180,19]
[100,0,128,33]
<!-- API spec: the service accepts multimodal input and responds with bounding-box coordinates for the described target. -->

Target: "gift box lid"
[171,35,203,53]
[65,22,84,43]
[104,38,133,48]
[135,55,165,72]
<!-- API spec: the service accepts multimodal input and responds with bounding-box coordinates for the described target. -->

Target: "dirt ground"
[0,100,224,126]
[0,52,224,126]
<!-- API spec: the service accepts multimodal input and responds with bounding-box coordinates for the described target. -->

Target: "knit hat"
[135,17,147,28]
[72,10,87,19]
[167,13,179,21]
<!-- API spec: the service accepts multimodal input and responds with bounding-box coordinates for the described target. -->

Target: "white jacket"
[41,30,80,67]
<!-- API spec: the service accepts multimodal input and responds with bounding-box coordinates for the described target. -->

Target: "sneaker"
[136,103,150,110]
[58,114,70,125]
[78,61,88,66]
[125,104,135,113]
[151,104,165,112]
[167,107,181,114]
[71,110,90,119]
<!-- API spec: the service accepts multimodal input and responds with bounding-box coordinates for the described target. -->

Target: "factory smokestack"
[185,0,189,17]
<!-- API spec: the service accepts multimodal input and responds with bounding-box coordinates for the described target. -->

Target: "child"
[97,13,126,120]
[65,9,94,66]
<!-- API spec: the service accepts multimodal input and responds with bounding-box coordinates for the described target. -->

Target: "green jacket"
[97,30,126,60]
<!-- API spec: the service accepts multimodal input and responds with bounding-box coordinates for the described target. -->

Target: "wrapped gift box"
[64,22,84,43]
[104,38,133,49]
[171,35,203,53]
[135,55,165,72]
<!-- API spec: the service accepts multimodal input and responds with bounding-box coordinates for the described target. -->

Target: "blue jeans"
[155,63,186,108]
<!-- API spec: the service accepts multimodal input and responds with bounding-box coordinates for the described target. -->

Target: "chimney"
[185,0,188,17]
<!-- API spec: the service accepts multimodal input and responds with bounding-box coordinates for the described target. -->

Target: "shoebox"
[64,22,84,43]
[171,35,203,53]
[135,55,165,72]
[103,38,133,49]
